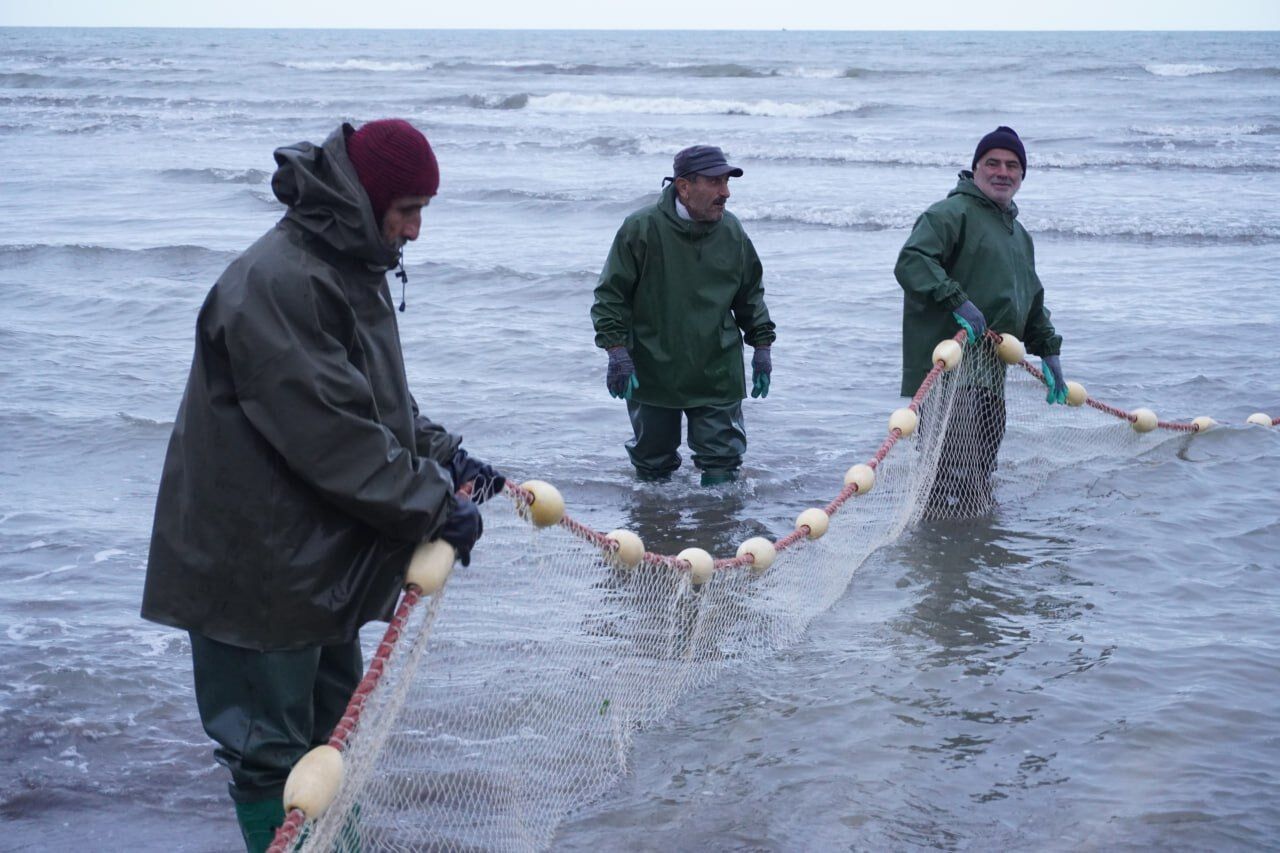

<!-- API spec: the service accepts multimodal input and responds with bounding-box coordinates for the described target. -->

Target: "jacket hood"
[271,123,400,269]
[950,170,1020,220]
[657,182,722,236]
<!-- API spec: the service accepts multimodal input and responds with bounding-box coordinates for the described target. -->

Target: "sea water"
[1,28,1278,850]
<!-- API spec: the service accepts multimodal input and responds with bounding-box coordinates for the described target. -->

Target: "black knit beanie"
[972,126,1027,173]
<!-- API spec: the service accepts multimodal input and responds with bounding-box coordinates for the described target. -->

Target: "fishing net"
[273,335,1217,852]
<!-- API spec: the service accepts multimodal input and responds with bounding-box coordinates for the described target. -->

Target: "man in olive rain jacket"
[591,145,776,486]
[895,126,1066,516]
[142,119,503,852]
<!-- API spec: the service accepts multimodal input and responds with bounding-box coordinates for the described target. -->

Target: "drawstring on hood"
[395,252,409,312]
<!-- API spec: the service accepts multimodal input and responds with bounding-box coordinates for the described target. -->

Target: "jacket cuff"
[941,290,969,311]
[1026,334,1063,357]
[745,329,776,347]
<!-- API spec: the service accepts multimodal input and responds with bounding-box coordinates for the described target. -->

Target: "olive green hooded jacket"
[895,172,1062,396]
[142,124,460,651]
[591,183,776,408]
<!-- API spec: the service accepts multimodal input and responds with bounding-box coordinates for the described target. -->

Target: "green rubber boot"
[234,798,286,853]
[699,470,738,487]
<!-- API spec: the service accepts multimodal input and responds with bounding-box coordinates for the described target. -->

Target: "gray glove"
[606,347,638,400]
[952,300,987,343]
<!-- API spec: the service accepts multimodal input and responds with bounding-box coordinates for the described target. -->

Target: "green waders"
[625,400,747,486]
[189,632,363,853]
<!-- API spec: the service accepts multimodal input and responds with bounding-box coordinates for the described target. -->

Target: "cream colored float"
[282,744,343,820]
[1192,416,1217,432]
[795,508,830,540]
[843,463,875,495]
[931,338,963,371]
[996,332,1026,365]
[678,547,714,585]
[516,479,565,528]
[1247,412,1273,427]
[736,537,777,576]
[604,529,645,569]
[1065,381,1087,407]
[1130,408,1159,433]
[404,540,456,594]
[888,408,918,438]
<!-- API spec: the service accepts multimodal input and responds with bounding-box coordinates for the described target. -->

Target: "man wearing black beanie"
[893,126,1067,517]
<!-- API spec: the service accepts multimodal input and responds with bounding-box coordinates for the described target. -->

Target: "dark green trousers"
[189,632,363,805]
[625,400,746,480]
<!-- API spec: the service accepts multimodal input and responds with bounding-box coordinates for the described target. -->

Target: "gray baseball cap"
[671,145,744,180]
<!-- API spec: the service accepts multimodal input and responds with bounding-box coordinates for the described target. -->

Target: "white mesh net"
[290,341,1181,852]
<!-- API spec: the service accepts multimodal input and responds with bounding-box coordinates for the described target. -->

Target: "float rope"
[508,329,1274,576]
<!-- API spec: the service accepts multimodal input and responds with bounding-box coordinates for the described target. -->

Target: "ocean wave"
[1129,123,1264,139]
[734,204,912,231]
[0,72,61,88]
[655,62,774,78]
[467,187,611,204]
[1031,222,1280,245]
[730,205,1279,245]
[1143,63,1232,77]
[0,243,238,267]
[1141,63,1280,79]
[425,91,856,118]
[70,55,182,71]
[115,412,175,429]
[411,59,629,75]
[428,92,532,110]
[275,58,434,72]
[729,143,1279,172]
[524,92,856,118]
[160,167,271,185]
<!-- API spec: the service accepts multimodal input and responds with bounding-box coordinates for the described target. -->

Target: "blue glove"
[951,300,987,344]
[606,347,639,400]
[750,347,772,399]
[1042,355,1068,405]
[448,448,505,504]
[437,496,483,567]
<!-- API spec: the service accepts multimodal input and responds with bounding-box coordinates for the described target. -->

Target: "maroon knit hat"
[346,119,440,223]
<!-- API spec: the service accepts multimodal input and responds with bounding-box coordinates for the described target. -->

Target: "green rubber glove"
[1042,355,1068,405]
[751,347,772,399]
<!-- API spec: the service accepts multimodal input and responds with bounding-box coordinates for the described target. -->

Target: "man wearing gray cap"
[591,145,776,486]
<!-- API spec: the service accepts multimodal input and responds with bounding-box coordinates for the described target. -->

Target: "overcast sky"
[2,0,1277,30]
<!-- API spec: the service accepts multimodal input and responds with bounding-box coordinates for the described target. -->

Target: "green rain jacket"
[894,171,1062,396]
[142,124,461,652]
[591,183,775,408]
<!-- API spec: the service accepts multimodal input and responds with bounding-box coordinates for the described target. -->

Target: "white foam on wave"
[1,564,78,585]
[279,59,433,72]
[1143,63,1231,77]
[524,92,853,119]
[733,203,915,230]
[6,617,69,643]
[779,66,845,79]
[1026,213,1280,243]
[94,548,126,563]
[1130,123,1263,139]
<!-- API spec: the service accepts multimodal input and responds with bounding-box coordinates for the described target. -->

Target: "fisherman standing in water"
[142,119,503,851]
[591,145,776,486]
[895,126,1067,515]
